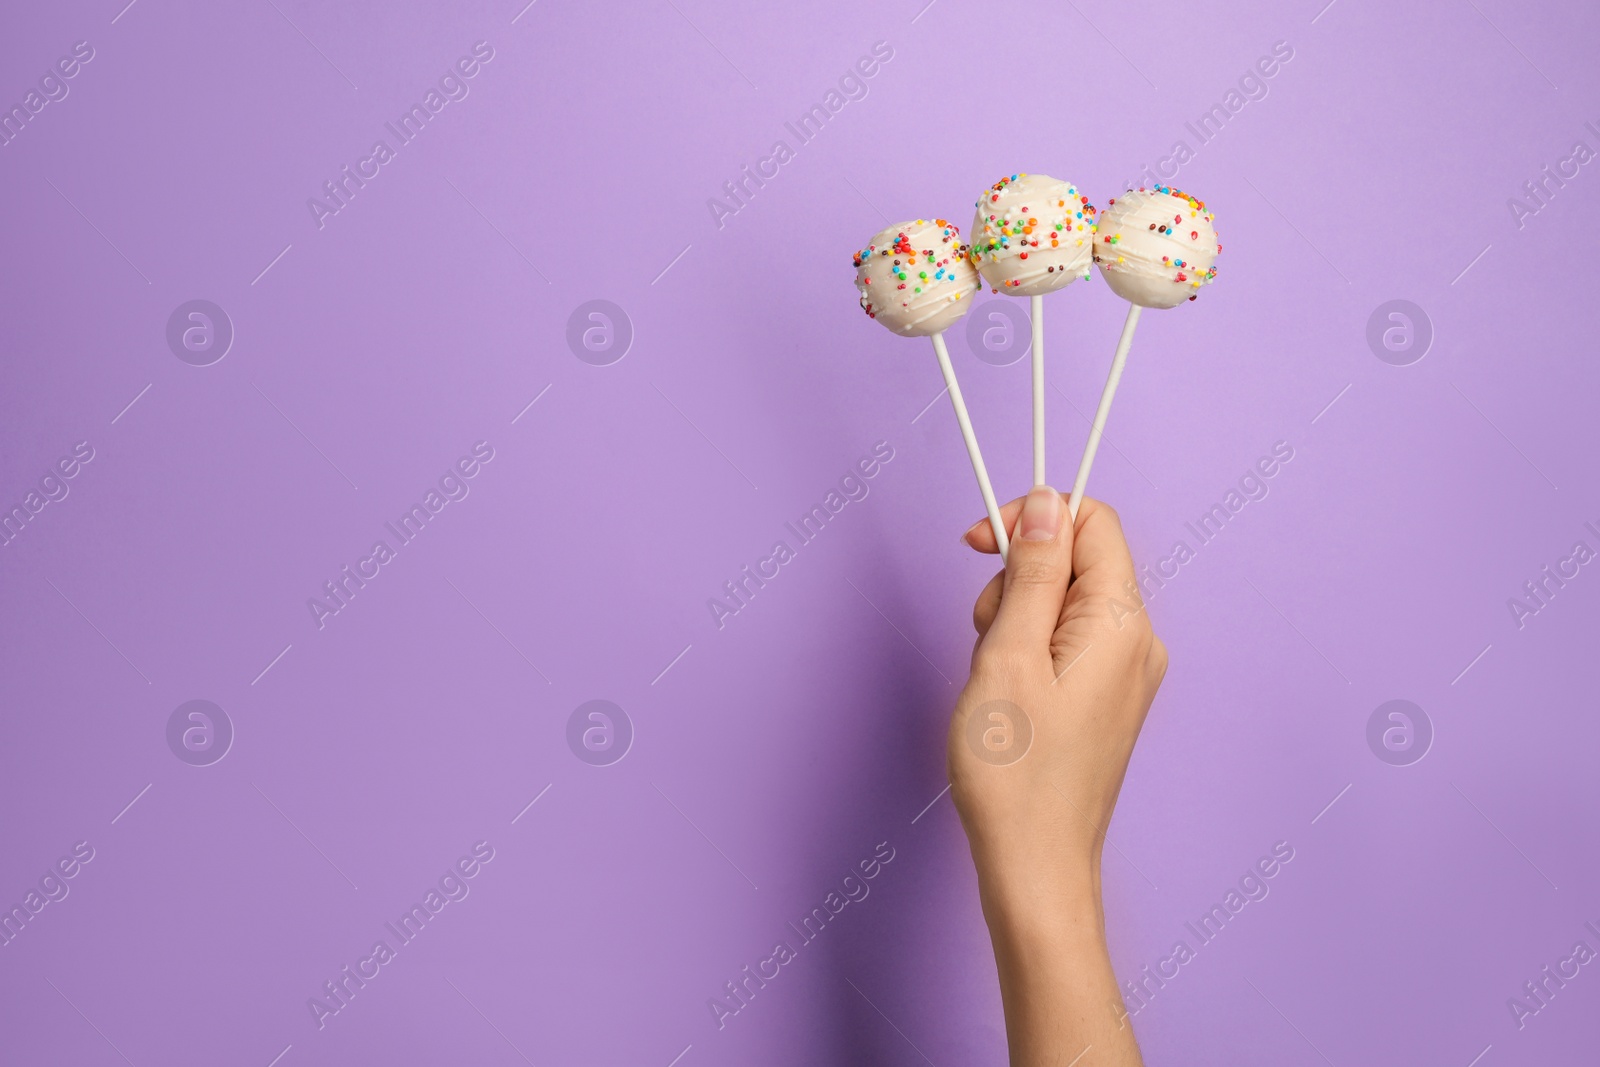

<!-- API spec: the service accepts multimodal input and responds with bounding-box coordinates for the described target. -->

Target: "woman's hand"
[948,486,1165,1066]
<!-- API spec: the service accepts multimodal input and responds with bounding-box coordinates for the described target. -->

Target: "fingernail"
[1018,485,1061,542]
[961,518,985,545]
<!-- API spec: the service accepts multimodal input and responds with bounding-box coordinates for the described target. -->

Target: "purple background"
[2,0,1597,1064]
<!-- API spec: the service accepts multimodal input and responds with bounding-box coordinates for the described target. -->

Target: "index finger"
[1067,497,1139,600]
[960,494,1028,554]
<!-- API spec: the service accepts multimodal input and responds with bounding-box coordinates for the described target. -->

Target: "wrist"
[973,843,1105,948]
[979,868,1137,1067]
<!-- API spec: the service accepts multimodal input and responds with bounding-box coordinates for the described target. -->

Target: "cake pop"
[1067,186,1220,517]
[970,173,1098,486]
[1093,185,1219,309]
[854,218,1009,559]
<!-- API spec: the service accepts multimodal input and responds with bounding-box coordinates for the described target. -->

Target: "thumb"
[983,485,1073,660]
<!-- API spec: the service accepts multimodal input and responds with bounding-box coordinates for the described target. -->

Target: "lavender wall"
[2,1,1597,1064]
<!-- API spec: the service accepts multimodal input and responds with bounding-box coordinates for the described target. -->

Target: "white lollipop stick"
[1031,294,1045,486]
[1067,303,1142,520]
[931,332,1009,562]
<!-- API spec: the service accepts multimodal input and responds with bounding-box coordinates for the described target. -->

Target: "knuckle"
[1149,635,1170,679]
[1087,596,1156,658]
[1131,624,1155,660]
[971,586,1000,635]
[1086,592,1144,632]
[1091,500,1123,530]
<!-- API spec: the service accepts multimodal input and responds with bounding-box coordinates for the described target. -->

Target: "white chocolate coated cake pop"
[853,219,980,337]
[1092,186,1220,309]
[970,173,1097,296]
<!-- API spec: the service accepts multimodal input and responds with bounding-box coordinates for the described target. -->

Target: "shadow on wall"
[791,513,1006,1065]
